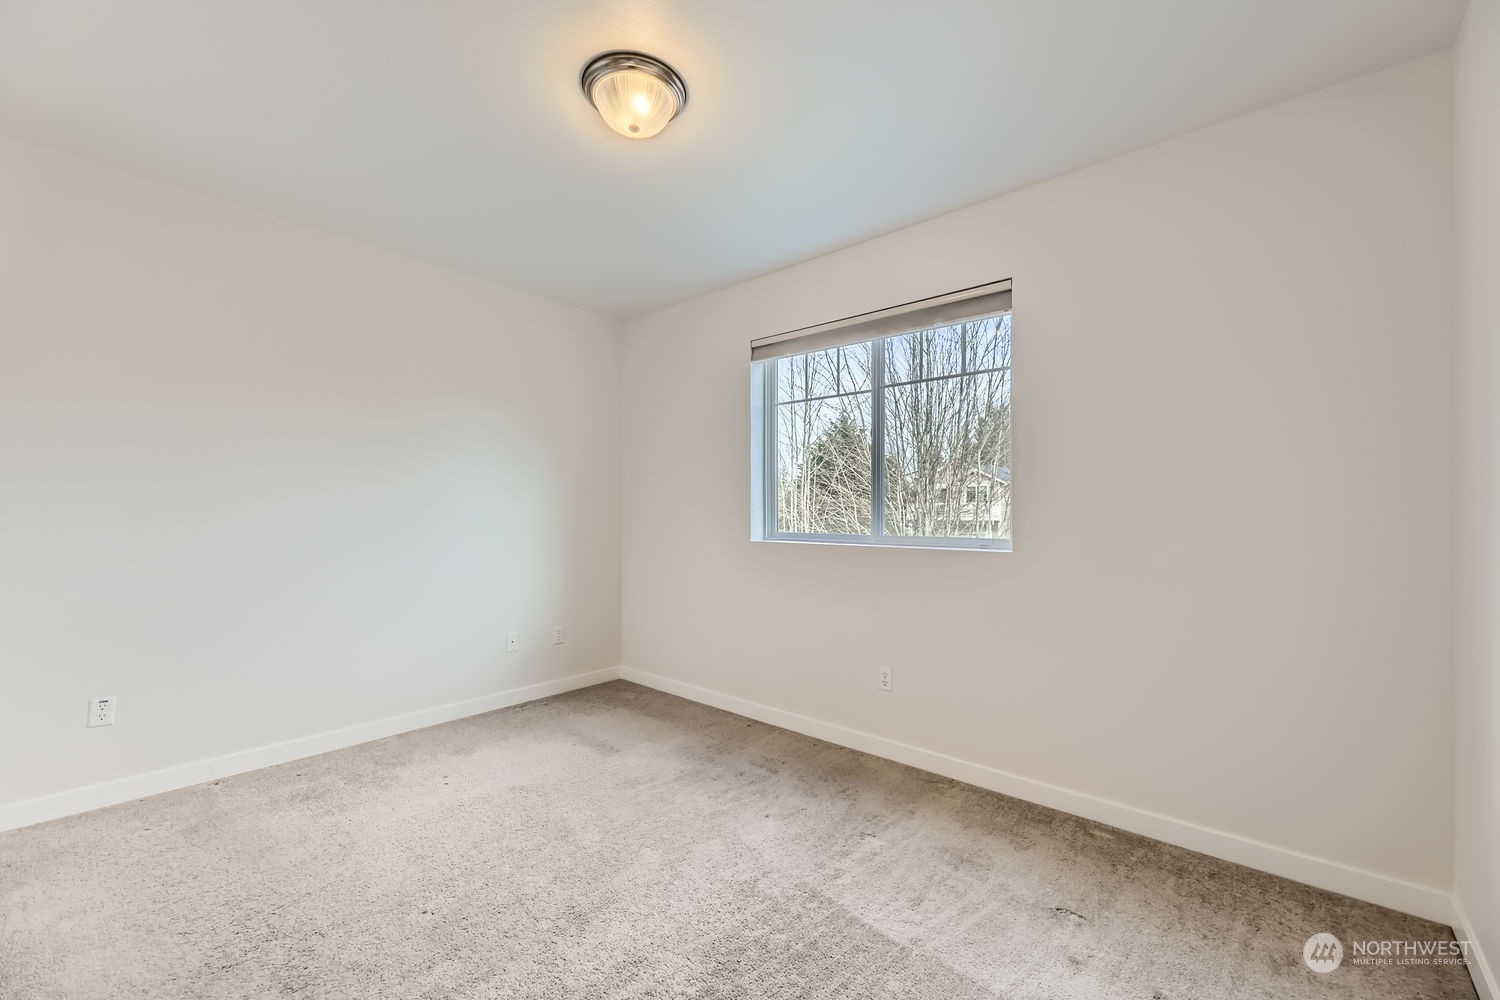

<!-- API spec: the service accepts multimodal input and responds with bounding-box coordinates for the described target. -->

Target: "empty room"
[1,1,1497,997]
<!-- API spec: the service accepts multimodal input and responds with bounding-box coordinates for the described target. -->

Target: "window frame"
[750,310,1012,553]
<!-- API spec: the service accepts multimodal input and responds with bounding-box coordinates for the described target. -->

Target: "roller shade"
[750,280,1011,363]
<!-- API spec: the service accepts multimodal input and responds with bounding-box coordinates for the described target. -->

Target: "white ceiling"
[0,1,1468,317]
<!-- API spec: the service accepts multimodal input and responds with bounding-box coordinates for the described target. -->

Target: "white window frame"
[749,282,1012,552]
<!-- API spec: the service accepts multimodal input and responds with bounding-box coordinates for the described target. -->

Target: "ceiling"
[0,1,1469,318]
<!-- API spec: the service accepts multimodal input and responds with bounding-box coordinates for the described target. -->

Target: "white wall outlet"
[87,696,116,728]
[878,667,893,692]
[552,626,564,645]
[506,632,519,653]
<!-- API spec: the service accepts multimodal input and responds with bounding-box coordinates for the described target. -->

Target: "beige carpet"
[0,681,1479,999]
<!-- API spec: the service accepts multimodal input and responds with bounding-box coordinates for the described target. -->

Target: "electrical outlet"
[552,626,564,645]
[878,668,893,692]
[506,632,519,653]
[87,696,116,728]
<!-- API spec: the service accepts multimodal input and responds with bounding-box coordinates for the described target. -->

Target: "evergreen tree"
[801,411,872,534]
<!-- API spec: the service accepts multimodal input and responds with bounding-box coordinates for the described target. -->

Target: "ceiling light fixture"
[580,50,687,140]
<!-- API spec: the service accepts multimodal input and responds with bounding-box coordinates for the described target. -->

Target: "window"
[750,281,1011,550]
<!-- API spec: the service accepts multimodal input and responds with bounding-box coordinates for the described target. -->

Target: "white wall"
[0,134,621,814]
[1455,0,1500,990]
[622,54,1455,913]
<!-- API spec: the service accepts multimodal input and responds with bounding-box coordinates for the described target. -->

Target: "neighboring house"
[931,464,1011,537]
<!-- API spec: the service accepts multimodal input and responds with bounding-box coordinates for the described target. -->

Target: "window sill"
[753,535,1012,553]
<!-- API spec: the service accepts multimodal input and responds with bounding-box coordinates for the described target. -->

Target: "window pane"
[964,313,1011,372]
[885,323,966,384]
[883,368,1010,539]
[776,393,873,535]
[776,343,871,403]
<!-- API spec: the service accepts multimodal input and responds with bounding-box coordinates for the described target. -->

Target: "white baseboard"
[1453,895,1498,1000]
[619,666,1453,924]
[5,663,1466,946]
[0,666,621,834]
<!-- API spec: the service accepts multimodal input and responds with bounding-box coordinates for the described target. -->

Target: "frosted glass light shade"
[581,52,687,140]
[590,69,676,138]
